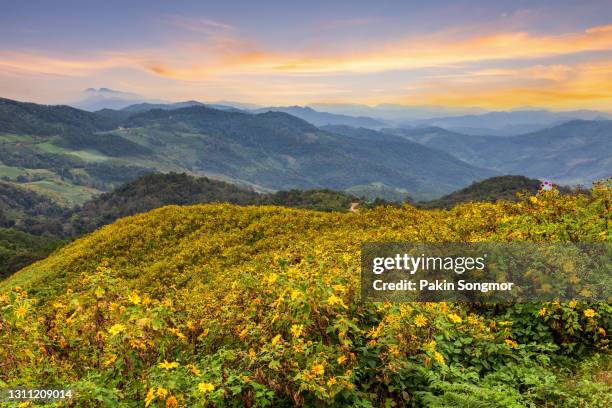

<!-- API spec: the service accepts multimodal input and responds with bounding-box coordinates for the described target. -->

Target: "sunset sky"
[1,0,612,110]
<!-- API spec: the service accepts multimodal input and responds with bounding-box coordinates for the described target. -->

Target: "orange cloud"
[4,24,612,79]
[388,61,612,110]
[1,23,611,109]
[258,24,612,75]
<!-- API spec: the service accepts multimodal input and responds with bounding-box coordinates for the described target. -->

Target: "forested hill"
[420,175,573,208]
[1,172,576,278]
[0,97,496,203]
[0,173,370,277]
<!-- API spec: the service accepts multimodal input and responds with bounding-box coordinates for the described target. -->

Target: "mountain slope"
[117,107,496,199]
[0,172,367,276]
[0,97,116,136]
[0,98,496,201]
[407,109,611,136]
[254,106,385,128]
[1,186,609,406]
[0,227,63,279]
[120,100,206,113]
[388,121,612,185]
[419,175,566,208]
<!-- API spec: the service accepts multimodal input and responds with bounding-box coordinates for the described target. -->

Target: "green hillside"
[0,173,367,276]
[1,183,609,407]
[67,173,365,236]
[420,175,572,208]
[0,228,64,279]
[0,98,497,203]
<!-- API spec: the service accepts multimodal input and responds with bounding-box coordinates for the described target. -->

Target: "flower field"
[0,183,610,407]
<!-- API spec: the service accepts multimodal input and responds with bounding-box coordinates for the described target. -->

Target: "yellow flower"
[332,284,346,293]
[102,354,117,367]
[271,334,282,347]
[14,304,28,319]
[265,273,278,284]
[415,314,428,327]
[505,339,518,348]
[434,352,445,364]
[538,307,547,317]
[337,355,347,365]
[327,294,348,309]
[168,327,187,341]
[290,324,304,338]
[94,286,105,299]
[156,387,168,400]
[598,327,606,336]
[312,362,325,376]
[198,382,215,393]
[108,323,126,336]
[327,376,337,386]
[145,388,155,407]
[568,300,577,309]
[128,291,141,305]
[239,327,249,339]
[165,396,178,408]
[447,313,462,324]
[424,339,437,352]
[187,364,201,376]
[159,360,179,370]
[584,309,596,318]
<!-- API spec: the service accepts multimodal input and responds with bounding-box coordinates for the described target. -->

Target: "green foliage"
[262,188,364,212]
[0,97,116,136]
[0,227,64,278]
[0,183,609,406]
[421,175,572,209]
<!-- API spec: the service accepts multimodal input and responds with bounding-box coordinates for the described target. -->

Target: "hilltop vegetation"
[68,173,366,236]
[0,172,591,277]
[1,182,609,407]
[420,175,573,209]
[0,173,368,276]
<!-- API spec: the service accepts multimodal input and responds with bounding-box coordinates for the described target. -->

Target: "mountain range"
[385,120,612,186]
[0,97,496,203]
[1,96,609,207]
[404,109,611,136]
[71,87,611,135]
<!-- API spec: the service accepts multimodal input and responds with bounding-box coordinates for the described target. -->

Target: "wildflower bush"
[0,182,610,407]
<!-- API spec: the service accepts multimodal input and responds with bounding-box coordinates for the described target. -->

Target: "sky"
[1,0,612,111]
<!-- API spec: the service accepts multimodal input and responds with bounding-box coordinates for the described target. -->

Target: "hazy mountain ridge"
[404,109,612,136]
[254,106,386,128]
[386,120,612,185]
